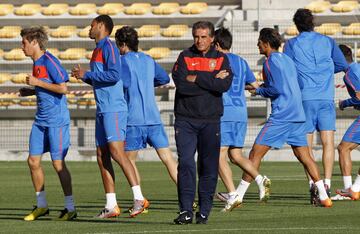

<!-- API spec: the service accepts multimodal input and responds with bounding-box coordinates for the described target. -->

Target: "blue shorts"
[29,124,70,160]
[221,121,247,147]
[125,124,169,151]
[255,121,308,149]
[96,112,127,147]
[303,100,336,133]
[342,116,360,144]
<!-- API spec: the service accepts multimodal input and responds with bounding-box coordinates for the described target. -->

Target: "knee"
[27,157,40,170]
[337,143,351,155]
[52,161,65,172]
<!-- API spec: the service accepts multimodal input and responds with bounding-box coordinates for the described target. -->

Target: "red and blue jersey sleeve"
[44,53,68,84]
[256,57,280,98]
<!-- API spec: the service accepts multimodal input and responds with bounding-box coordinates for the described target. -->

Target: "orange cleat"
[336,188,360,200]
[320,198,333,208]
[130,199,150,217]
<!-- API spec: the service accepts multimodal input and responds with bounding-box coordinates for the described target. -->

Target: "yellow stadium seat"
[19,95,36,106]
[161,25,189,37]
[0,73,11,84]
[47,48,60,57]
[11,73,27,84]
[0,48,3,58]
[78,26,91,38]
[145,47,171,60]
[305,1,331,13]
[0,4,14,16]
[69,3,96,16]
[342,23,360,35]
[0,26,21,38]
[315,23,342,35]
[69,76,83,84]
[85,51,93,60]
[331,1,359,12]
[78,93,95,106]
[66,93,77,104]
[50,26,77,38]
[97,3,124,15]
[59,48,86,60]
[0,93,18,106]
[4,48,26,61]
[14,4,42,16]
[152,2,180,15]
[138,25,160,37]
[124,3,151,15]
[42,3,69,16]
[180,2,208,14]
[285,25,299,36]
[357,49,360,58]
[110,25,125,38]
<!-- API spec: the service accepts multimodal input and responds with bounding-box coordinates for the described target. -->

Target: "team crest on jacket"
[209,59,217,71]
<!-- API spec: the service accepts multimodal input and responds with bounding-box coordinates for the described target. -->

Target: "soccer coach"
[172,21,233,224]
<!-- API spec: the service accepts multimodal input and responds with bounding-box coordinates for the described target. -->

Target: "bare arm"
[26,74,67,94]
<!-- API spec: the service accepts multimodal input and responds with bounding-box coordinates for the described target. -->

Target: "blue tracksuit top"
[342,62,360,108]
[33,51,70,127]
[256,52,305,122]
[83,36,127,113]
[221,53,256,122]
[122,51,170,125]
[284,31,348,101]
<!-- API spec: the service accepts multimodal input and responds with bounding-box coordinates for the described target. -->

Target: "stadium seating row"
[306,0,359,13]
[286,22,360,35]
[0,2,208,16]
[0,24,190,39]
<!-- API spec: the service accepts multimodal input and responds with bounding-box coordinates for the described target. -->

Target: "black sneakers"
[174,211,193,225]
[195,212,207,224]
[310,184,320,206]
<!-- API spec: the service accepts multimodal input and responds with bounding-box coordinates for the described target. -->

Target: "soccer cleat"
[57,208,77,221]
[221,193,242,212]
[336,188,360,200]
[320,198,333,208]
[24,206,49,221]
[95,205,121,218]
[130,199,150,217]
[331,194,351,201]
[310,184,320,206]
[195,212,207,224]
[127,206,149,214]
[215,192,230,202]
[174,211,193,225]
[192,202,198,211]
[259,176,271,202]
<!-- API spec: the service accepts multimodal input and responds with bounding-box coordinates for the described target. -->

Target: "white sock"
[309,180,314,189]
[64,195,75,211]
[235,180,250,201]
[105,193,117,209]
[254,175,264,186]
[324,179,331,188]
[351,174,360,192]
[36,191,47,208]
[315,180,328,200]
[131,185,144,201]
[343,176,352,190]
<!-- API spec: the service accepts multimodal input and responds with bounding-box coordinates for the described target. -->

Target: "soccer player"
[213,27,271,211]
[284,9,348,200]
[239,28,332,208]
[172,21,233,224]
[71,15,148,218]
[20,26,76,221]
[333,44,360,201]
[114,26,177,188]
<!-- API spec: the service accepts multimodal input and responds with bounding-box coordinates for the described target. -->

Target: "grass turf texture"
[1,161,360,233]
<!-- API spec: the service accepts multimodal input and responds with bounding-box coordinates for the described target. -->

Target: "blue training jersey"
[83,36,127,113]
[221,53,255,122]
[256,52,305,122]
[343,62,360,108]
[284,31,348,101]
[122,51,170,125]
[33,51,70,127]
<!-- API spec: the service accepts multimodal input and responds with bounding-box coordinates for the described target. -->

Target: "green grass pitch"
[1,161,360,233]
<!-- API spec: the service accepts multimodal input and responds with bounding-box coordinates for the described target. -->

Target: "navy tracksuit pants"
[174,119,220,217]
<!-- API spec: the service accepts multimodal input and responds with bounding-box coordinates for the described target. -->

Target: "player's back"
[264,52,305,123]
[33,51,69,127]
[221,53,255,122]
[344,62,360,98]
[123,51,169,125]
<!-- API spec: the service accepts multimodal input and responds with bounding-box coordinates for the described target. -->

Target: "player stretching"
[21,26,76,221]
[114,26,178,197]
[213,28,271,211]
[240,28,332,208]
[284,9,348,201]
[333,44,360,201]
[71,15,148,218]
